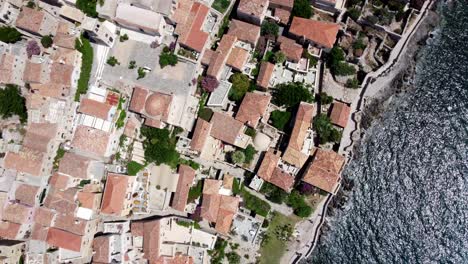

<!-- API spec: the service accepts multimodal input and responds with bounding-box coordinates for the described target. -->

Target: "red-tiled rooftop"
[235,92,271,128]
[53,213,88,235]
[101,173,134,215]
[269,0,294,10]
[176,2,210,53]
[23,61,45,84]
[46,227,82,252]
[274,8,291,24]
[49,173,70,189]
[3,203,32,224]
[23,123,58,153]
[278,36,303,62]
[289,17,340,49]
[77,191,101,210]
[129,87,148,113]
[200,194,220,223]
[129,87,173,122]
[0,221,21,239]
[228,19,261,46]
[0,53,14,84]
[257,62,275,89]
[15,7,44,34]
[257,149,280,181]
[53,33,76,49]
[237,0,268,21]
[71,125,110,157]
[15,183,39,206]
[270,167,295,191]
[171,165,196,212]
[93,236,110,263]
[78,98,113,120]
[202,179,222,195]
[43,188,78,214]
[49,63,73,86]
[206,35,237,79]
[282,102,314,168]
[190,118,212,153]
[210,112,244,146]
[3,149,44,176]
[34,207,55,227]
[302,149,345,193]
[226,47,249,71]
[58,152,91,179]
[142,220,161,263]
[329,101,351,128]
[30,83,69,99]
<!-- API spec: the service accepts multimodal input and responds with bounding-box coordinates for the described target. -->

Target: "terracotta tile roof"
[202,179,222,195]
[269,0,294,10]
[302,149,345,193]
[172,0,192,25]
[157,254,194,264]
[257,62,275,89]
[219,195,240,213]
[289,18,340,49]
[30,83,69,99]
[78,98,113,120]
[71,125,110,157]
[190,118,212,153]
[31,223,49,241]
[171,165,195,212]
[144,92,173,121]
[210,112,244,145]
[144,118,163,128]
[277,36,303,62]
[270,168,295,191]
[77,191,101,210]
[0,53,14,84]
[93,236,110,263]
[3,149,44,176]
[58,152,91,179]
[34,207,55,227]
[14,183,40,206]
[43,188,78,214]
[329,102,351,128]
[257,149,280,181]
[238,0,268,21]
[124,115,139,138]
[282,102,314,168]
[50,47,79,66]
[49,63,73,86]
[129,87,148,113]
[200,194,220,223]
[56,21,71,35]
[222,174,234,190]
[53,213,88,235]
[53,33,76,49]
[131,221,144,236]
[101,173,134,215]
[23,123,58,153]
[201,49,215,66]
[226,47,249,70]
[177,2,210,53]
[274,8,291,24]
[207,35,237,79]
[2,203,32,224]
[215,209,235,235]
[228,19,261,46]
[46,227,82,252]
[0,221,21,239]
[15,7,45,34]
[142,220,161,263]
[49,173,70,189]
[235,92,271,128]
[23,61,46,84]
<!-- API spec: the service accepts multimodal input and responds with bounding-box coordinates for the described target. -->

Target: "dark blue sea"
[307,1,468,263]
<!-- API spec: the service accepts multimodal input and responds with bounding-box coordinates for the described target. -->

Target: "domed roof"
[253,132,271,151]
[144,92,172,119]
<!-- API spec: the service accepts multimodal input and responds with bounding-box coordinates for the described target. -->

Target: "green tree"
[226,252,241,264]
[229,73,250,102]
[313,114,342,144]
[292,0,313,18]
[348,7,361,21]
[231,151,245,165]
[272,82,314,108]
[41,35,53,48]
[76,0,98,17]
[319,92,333,105]
[0,26,22,43]
[120,33,129,42]
[346,78,359,89]
[273,51,286,64]
[128,60,136,69]
[140,126,180,168]
[261,21,279,37]
[159,52,178,68]
[74,35,93,101]
[137,67,146,79]
[269,110,291,131]
[335,62,356,76]
[107,56,120,66]
[243,144,257,164]
[0,85,27,123]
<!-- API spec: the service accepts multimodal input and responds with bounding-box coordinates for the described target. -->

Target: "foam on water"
[307,1,468,263]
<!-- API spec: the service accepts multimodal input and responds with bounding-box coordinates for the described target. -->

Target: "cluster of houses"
[0,0,356,262]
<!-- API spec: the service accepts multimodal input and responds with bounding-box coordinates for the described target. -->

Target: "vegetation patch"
[159,47,178,68]
[0,84,27,123]
[141,126,180,168]
[40,35,53,48]
[188,180,203,202]
[127,161,145,176]
[179,158,200,170]
[107,56,120,66]
[240,188,270,217]
[74,36,93,101]
[229,73,252,102]
[261,21,279,37]
[212,0,230,14]
[269,110,291,131]
[76,0,98,17]
[115,110,126,128]
[53,148,66,170]
[313,114,342,144]
[272,82,314,108]
[292,0,313,19]
[0,26,21,43]
[328,46,356,76]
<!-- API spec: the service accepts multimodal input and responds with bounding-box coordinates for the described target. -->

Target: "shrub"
[313,114,342,144]
[198,107,213,121]
[348,7,361,21]
[188,181,203,202]
[269,110,291,131]
[319,92,333,105]
[244,127,256,137]
[243,144,257,164]
[328,46,356,76]
[179,158,200,170]
[26,40,41,58]
[137,67,146,79]
[128,60,136,69]
[201,76,219,92]
[107,56,120,66]
[261,182,287,204]
[231,151,245,164]
[0,26,21,43]
[286,190,312,218]
[140,126,180,168]
[27,1,36,8]
[0,85,27,123]
[40,35,53,48]
[159,51,178,68]
[263,50,274,62]
[226,252,241,264]
[272,82,314,108]
[229,73,250,102]
[127,161,144,176]
[292,0,313,18]
[211,0,230,13]
[346,78,359,89]
[273,51,286,64]
[335,62,356,76]
[240,190,271,217]
[76,0,98,17]
[74,36,93,101]
[261,21,279,37]
[119,33,128,42]
[116,110,126,128]
[353,38,366,50]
